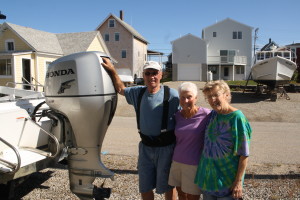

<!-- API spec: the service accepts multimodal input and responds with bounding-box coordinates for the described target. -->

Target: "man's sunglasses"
[144,71,159,76]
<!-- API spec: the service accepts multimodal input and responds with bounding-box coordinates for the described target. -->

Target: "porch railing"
[207,56,247,65]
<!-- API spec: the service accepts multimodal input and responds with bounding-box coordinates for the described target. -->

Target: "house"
[96,11,148,81]
[0,22,110,91]
[286,43,300,82]
[260,38,280,51]
[171,33,207,81]
[202,18,253,81]
[255,38,294,63]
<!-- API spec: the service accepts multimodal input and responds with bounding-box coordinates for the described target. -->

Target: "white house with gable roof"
[203,18,253,80]
[171,33,207,81]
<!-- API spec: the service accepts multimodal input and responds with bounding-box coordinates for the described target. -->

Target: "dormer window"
[213,32,217,37]
[109,19,115,28]
[5,39,15,51]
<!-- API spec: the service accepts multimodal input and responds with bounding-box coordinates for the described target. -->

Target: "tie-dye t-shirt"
[194,110,252,197]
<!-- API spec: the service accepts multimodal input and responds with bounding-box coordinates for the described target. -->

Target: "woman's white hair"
[178,82,198,97]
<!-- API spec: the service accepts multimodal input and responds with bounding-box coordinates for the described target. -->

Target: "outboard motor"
[44,51,117,199]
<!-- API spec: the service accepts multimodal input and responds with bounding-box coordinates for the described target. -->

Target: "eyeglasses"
[144,71,159,76]
[206,92,223,100]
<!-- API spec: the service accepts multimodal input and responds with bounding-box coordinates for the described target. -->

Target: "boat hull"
[251,56,296,88]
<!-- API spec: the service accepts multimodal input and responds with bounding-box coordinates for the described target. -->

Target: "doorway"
[224,67,229,78]
[22,59,31,90]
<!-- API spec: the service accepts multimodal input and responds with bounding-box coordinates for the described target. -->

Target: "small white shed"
[171,34,207,81]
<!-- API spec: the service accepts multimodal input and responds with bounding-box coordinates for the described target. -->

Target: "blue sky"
[1,0,300,59]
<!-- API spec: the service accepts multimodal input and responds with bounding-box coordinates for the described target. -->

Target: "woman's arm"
[231,155,248,199]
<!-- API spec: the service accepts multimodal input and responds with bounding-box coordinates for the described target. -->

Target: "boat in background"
[251,45,297,101]
[251,56,296,89]
[251,45,297,89]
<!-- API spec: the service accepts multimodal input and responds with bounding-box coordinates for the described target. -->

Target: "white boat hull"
[251,56,297,88]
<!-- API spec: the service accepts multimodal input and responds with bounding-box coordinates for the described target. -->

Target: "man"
[101,58,179,200]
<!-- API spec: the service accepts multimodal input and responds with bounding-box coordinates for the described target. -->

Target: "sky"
[1,0,300,60]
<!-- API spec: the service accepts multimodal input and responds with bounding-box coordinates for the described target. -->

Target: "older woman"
[194,80,252,200]
[168,82,211,200]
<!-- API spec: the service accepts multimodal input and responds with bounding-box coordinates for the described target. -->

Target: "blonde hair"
[203,80,232,102]
[178,82,198,97]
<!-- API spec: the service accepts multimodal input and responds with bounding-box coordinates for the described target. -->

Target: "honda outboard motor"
[44,51,117,199]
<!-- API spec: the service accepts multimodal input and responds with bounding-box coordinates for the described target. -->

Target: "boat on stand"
[250,45,297,101]
[0,51,117,199]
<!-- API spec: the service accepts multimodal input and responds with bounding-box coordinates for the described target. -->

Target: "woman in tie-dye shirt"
[194,80,252,200]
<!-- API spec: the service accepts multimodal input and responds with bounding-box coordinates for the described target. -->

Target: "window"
[274,52,282,57]
[238,31,242,39]
[233,31,242,39]
[265,52,272,58]
[105,34,109,41]
[45,61,51,75]
[213,32,217,37]
[115,33,120,41]
[257,52,264,60]
[233,32,237,39]
[220,50,228,63]
[228,50,235,62]
[109,19,115,28]
[0,59,12,76]
[220,50,236,63]
[121,50,127,58]
[236,66,244,74]
[5,39,15,51]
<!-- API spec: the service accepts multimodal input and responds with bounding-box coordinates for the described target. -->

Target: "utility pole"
[253,28,259,64]
[243,28,259,94]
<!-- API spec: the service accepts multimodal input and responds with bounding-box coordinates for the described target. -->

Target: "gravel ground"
[6,81,300,199]
[13,155,300,200]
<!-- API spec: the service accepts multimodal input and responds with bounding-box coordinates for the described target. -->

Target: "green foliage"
[292,70,299,83]
[225,80,257,86]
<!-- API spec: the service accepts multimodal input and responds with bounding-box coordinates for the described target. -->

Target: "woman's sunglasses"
[144,71,159,76]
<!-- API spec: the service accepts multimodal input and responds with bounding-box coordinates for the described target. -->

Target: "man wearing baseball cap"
[102,58,179,200]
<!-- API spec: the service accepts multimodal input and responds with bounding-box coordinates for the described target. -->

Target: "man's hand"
[101,57,116,73]
[101,57,125,95]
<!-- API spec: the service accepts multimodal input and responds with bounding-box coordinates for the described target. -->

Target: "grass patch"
[225,80,257,86]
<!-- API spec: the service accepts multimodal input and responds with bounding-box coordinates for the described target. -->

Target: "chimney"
[120,10,123,20]
[269,38,272,43]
